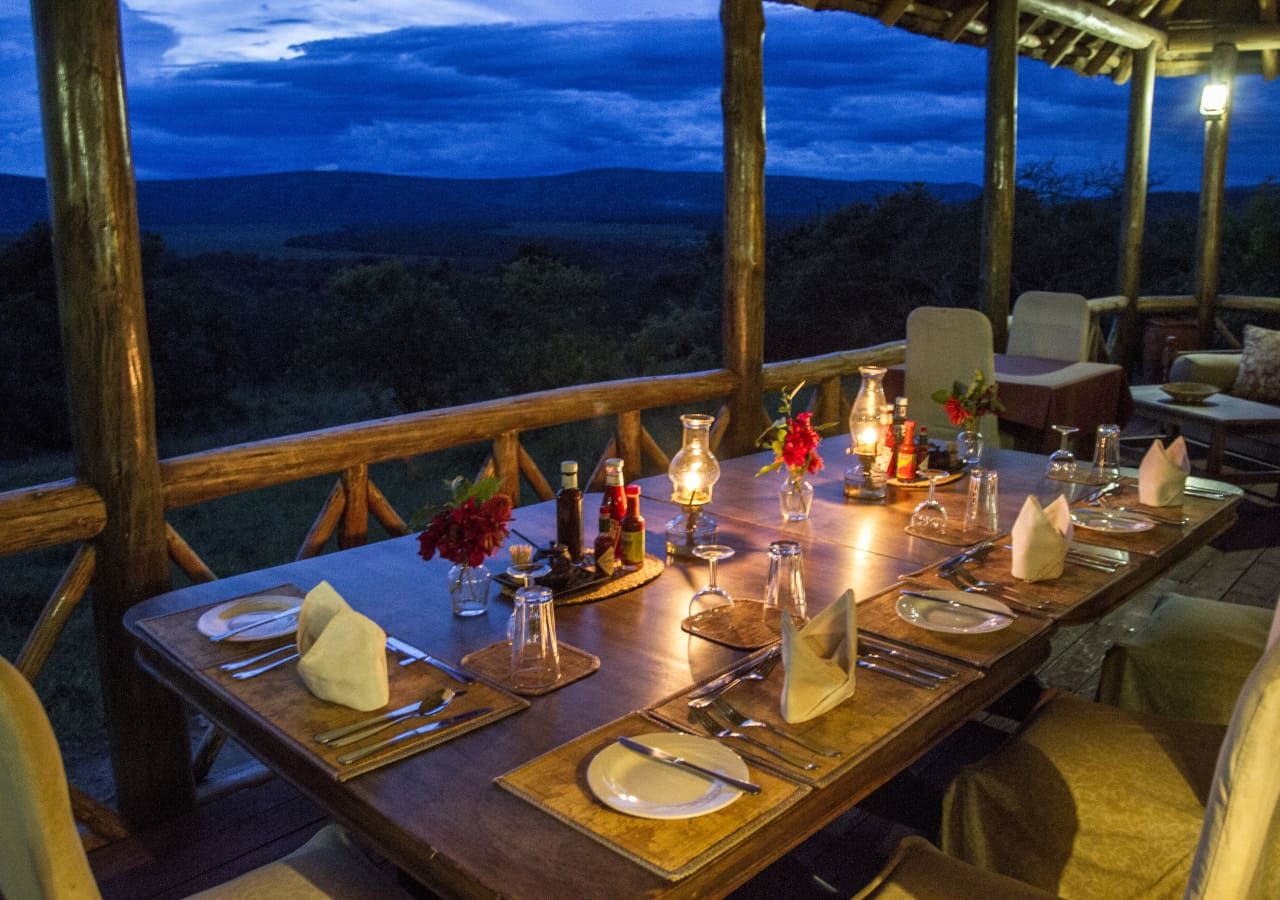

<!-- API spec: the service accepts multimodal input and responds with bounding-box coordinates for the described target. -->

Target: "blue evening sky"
[0,0,1276,190]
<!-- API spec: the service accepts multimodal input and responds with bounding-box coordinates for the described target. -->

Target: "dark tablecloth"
[885,354,1134,453]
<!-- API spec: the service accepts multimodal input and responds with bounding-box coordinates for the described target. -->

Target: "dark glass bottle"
[914,426,931,473]
[555,460,583,562]
[619,485,645,570]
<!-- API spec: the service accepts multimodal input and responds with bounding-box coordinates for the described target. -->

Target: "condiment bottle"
[602,457,627,552]
[914,426,931,473]
[888,397,908,481]
[897,419,918,481]
[619,485,645,570]
[555,460,583,562]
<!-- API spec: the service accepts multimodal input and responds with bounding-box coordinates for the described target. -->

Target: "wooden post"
[1194,43,1237,346]
[616,410,644,481]
[338,464,369,549]
[1116,43,1156,370]
[30,0,193,821]
[720,0,767,457]
[493,431,521,504]
[979,0,1018,351]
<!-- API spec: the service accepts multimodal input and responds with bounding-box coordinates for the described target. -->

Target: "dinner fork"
[934,570,1051,614]
[711,699,842,757]
[687,654,780,709]
[687,707,818,770]
[937,563,1040,605]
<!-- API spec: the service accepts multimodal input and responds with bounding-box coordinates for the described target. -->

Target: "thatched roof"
[769,0,1280,82]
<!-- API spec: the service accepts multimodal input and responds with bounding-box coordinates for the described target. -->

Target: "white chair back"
[904,306,998,444]
[1007,291,1090,361]
[1186,600,1280,899]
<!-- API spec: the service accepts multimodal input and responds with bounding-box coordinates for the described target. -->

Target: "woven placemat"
[136,589,528,781]
[494,712,810,881]
[498,554,665,607]
[681,600,782,650]
[461,640,600,696]
[648,641,980,788]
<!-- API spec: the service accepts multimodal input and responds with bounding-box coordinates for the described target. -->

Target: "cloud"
[0,6,1276,189]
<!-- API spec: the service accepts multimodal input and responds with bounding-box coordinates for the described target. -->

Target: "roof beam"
[878,0,912,27]
[1020,0,1167,50]
[941,0,988,41]
[1168,24,1280,52]
[1256,0,1278,78]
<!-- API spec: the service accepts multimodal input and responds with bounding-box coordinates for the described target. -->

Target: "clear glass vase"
[956,424,984,467]
[448,563,491,617]
[778,471,814,521]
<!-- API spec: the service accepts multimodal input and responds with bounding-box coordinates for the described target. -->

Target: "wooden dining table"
[124,439,1240,898]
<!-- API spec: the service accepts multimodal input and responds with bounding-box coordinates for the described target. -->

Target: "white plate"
[196,594,301,641]
[1070,509,1155,534]
[586,732,749,819]
[895,590,1012,634]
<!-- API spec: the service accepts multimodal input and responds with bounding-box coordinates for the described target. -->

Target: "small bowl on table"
[1160,382,1218,404]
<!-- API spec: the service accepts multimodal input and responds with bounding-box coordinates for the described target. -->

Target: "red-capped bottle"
[619,485,645,570]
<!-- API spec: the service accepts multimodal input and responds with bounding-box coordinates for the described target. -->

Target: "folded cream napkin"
[1011,495,1072,583]
[1138,437,1191,507]
[295,581,389,711]
[780,590,856,724]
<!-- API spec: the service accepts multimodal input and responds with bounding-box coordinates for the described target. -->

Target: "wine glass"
[1047,425,1079,477]
[690,544,735,610]
[909,470,949,536]
[505,562,551,642]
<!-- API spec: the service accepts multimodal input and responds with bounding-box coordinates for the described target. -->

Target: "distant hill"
[0,168,1265,258]
[1,168,980,233]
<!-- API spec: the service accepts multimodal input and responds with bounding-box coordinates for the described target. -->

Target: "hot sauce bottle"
[619,484,645,570]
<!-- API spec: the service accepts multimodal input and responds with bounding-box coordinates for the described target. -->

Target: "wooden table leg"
[1206,426,1229,477]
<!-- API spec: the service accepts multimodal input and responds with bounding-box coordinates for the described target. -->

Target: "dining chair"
[0,655,409,900]
[934,628,1280,898]
[1006,291,1091,362]
[904,306,999,445]
[1097,593,1278,725]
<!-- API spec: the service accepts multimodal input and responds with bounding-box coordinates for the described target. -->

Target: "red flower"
[755,384,830,479]
[418,492,512,568]
[944,397,970,427]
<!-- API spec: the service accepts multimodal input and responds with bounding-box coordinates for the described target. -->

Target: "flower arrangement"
[414,475,513,569]
[931,369,1005,431]
[756,383,829,479]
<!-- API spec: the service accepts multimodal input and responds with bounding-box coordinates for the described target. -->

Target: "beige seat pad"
[941,692,1225,899]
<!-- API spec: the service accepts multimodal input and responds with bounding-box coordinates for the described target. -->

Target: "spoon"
[315,688,464,746]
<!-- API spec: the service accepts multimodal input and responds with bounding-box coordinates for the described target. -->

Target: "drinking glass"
[1047,425,1079,477]
[1091,424,1121,481]
[505,562,551,643]
[964,467,999,535]
[909,470,949,536]
[764,540,807,625]
[510,585,560,691]
[691,544,735,608]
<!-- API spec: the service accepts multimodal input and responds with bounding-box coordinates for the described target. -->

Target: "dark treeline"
[4,166,1278,459]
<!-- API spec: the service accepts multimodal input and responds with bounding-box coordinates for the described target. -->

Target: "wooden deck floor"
[88,487,1280,899]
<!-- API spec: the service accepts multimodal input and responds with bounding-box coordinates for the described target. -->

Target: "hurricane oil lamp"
[844,366,888,501]
[665,413,721,557]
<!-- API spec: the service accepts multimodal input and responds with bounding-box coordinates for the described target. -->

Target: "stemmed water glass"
[690,544,735,610]
[909,470,949,536]
[1047,425,1079,477]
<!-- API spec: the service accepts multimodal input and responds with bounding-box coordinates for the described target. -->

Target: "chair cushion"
[941,692,1224,899]
[1097,594,1272,726]
[1168,352,1241,393]
[1231,325,1280,404]
[853,835,1057,900]
[188,824,409,899]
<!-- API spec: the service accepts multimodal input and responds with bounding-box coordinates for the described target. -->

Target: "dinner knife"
[1084,481,1122,504]
[386,636,476,684]
[209,606,300,642]
[856,657,938,690]
[314,699,424,744]
[936,540,995,572]
[898,588,1014,621]
[336,707,491,765]
[1184,486,1231,500]
[616,736,761,794]
[685,645,782,701]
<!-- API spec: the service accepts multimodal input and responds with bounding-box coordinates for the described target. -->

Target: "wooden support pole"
[617,410,644,482]
[1116,43,1156,371]
[338,464,369,550]
[493,432,521,504]
[516,444,556,503]
[1194,43,1237,346]
[979,0,1019,351]
[297,480,345,561]
[367,480,409,537]
[165,523,217,584]
[30,0,192,822]
[640,426,672,472]
[720,0,768,458]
